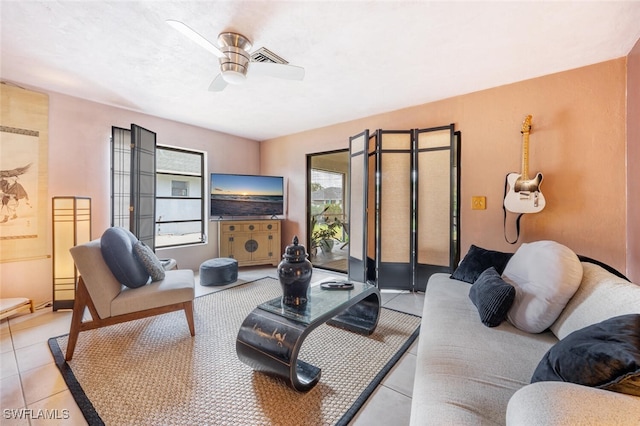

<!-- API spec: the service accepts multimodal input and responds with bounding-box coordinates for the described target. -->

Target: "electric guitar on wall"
[503,115,546,214]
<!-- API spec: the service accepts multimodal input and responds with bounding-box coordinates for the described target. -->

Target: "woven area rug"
[49,277,420,425]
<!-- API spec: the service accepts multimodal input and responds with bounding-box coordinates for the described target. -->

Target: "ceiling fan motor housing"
[218,32,252,84]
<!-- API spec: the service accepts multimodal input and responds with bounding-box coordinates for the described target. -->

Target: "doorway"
[306,149,349,273]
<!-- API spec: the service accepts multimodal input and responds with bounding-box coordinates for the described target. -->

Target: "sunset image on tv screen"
[210,174,284,217]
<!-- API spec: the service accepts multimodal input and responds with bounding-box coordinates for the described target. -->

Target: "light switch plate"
[472,196,486,210]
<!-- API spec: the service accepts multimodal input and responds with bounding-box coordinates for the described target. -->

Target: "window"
[111,126,207,250]
[155,146,206,248]
[310,169,345,219]
[171,180,189,197]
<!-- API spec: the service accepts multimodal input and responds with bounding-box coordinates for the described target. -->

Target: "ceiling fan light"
[222,70,247,85]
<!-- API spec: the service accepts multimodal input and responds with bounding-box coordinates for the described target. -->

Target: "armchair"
[65,238,195,361]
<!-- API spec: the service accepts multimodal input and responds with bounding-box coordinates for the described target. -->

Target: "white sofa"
[410,259,640,425]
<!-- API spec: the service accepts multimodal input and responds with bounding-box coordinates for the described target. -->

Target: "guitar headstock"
[521,114,532,134]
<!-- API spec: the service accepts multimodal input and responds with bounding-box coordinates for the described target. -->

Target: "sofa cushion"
[133,241,166,282]
[411,273,557,425]
[451,244,513,283]
[110,269,195,317]
[551,262,640,340]
[507,382,640,426]
[531,314,640,397]
[578,255,629,281]
[503,241,583,334]
[100,227,150,289]
[468,267,515,327]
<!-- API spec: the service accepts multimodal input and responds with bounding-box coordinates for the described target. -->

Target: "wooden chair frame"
[65,276,195,361]
[0,298,35,320]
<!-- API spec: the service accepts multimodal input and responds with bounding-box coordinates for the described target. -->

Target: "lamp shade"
[52,197,91,311]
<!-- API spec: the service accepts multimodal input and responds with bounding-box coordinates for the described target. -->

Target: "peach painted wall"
[628,39,640,282]
[0,88,260,305]
[262,59,629,276]
[2,55,634,306]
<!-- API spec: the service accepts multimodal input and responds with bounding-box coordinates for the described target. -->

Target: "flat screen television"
[210,173,284,218]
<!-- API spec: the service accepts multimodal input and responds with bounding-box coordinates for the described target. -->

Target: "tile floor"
[1,266,424,426]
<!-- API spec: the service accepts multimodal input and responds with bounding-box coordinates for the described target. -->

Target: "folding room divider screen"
[347,131,368,283]
[111,124,157,249]
[348,124,460,292]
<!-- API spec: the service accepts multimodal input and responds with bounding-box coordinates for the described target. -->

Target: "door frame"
[306,149,349,273]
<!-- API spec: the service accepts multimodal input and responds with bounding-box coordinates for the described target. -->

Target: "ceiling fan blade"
[166,19,227,59]
[249,62,305,81]
[208,74,228,92]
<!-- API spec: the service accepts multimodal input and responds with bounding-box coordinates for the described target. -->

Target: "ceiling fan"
[167,20,305,92]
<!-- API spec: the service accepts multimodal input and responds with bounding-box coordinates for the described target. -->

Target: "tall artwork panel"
[0,85,49,263]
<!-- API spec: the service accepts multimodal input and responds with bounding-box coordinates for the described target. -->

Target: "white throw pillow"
[502,241,583,333]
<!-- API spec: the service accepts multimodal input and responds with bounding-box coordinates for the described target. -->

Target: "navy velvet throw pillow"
[531,314,640,397]
[452,245,513,283]
[468,267,516,327]
[101,227,150,289]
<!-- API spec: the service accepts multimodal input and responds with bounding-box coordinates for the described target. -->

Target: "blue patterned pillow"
[100,227,150,288]
[468,267,516,327]
[532,314,640,396]
[133,241,166,282]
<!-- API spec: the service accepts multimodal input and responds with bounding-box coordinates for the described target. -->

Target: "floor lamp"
[52,196,91,311]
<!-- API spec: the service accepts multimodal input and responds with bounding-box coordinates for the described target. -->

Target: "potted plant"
[310,206,342,255]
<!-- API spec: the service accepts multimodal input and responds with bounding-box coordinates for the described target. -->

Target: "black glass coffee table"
[236,280,380,391]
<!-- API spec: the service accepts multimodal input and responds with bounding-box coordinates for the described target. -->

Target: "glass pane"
[308,151,349,273]
[154,146,205,248]
[157,174,202,197]
[156,221,202,247]
[310,170,345,249]
[258,281,375,324]
[157,149,201,174]
[156,198,202,222]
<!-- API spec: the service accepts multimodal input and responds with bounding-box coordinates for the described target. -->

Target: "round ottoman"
[199,258,238,286]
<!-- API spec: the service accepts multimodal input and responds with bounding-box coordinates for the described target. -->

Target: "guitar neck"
[520,115,532,180]
[521,131,530,180]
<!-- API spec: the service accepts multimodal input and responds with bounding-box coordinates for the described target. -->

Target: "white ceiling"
[2,1,640,141]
